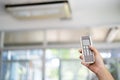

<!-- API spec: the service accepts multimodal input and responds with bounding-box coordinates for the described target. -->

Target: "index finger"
[79,49,82,53]
[89,46,99,55]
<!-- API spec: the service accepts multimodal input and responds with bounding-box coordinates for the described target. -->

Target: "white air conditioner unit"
[5,1,71,19]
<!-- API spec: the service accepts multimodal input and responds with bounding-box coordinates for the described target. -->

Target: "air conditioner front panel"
[5,1,71,19]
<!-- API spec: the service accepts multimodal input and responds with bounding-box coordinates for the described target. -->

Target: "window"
[45,48,89,80]
[1,48,120,80]
[1,49,43,80]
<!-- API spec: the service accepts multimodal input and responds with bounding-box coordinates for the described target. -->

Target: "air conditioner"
[5,0,71,19]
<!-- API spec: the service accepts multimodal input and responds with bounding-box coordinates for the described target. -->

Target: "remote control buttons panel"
[83,45,94,62]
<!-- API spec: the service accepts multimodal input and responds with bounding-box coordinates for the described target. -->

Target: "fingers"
[79,49,83,60]
[79,49,82,53]
[79,46,98,55]
[79,55,83,60]
[89,46,99,55]
[81,62,89,67]
[79,49,90,67]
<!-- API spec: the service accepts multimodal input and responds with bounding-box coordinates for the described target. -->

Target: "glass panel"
[61,60,88,80]
[104,58,119,80]
[1,60,42,80]
[118,59,120,80]
[46,29,90,43]
[1,49,43,80]
[0,51,2,79]
[1,62,28,80]
[2,50,43,61]
[45,58,60,80]
[46,48,79,59]
[4,31,44,45]
[45,48,87,80]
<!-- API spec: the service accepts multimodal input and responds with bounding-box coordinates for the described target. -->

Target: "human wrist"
[95,66,114,80]
[96,66,113,78]
[95,65,106,75]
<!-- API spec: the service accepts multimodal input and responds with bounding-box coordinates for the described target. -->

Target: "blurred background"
[0,0,120,80]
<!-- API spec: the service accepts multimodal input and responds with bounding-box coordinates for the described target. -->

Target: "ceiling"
[0,0,120,31]
[0,0,120,49]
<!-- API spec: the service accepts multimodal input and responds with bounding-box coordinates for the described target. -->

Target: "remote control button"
[87,49,89,55]
[83,50,86,55]
[86,46,89,48]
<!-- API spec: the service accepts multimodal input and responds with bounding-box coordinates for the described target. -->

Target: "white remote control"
[80,36,95,64]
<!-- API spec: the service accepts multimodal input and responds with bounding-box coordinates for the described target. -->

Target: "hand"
[79,46,114,80]
[79,46,105,74]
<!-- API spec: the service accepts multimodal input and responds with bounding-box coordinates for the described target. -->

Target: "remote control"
[80,36,95,64]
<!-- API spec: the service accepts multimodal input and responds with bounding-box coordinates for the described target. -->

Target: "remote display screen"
[82,40,90,45]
